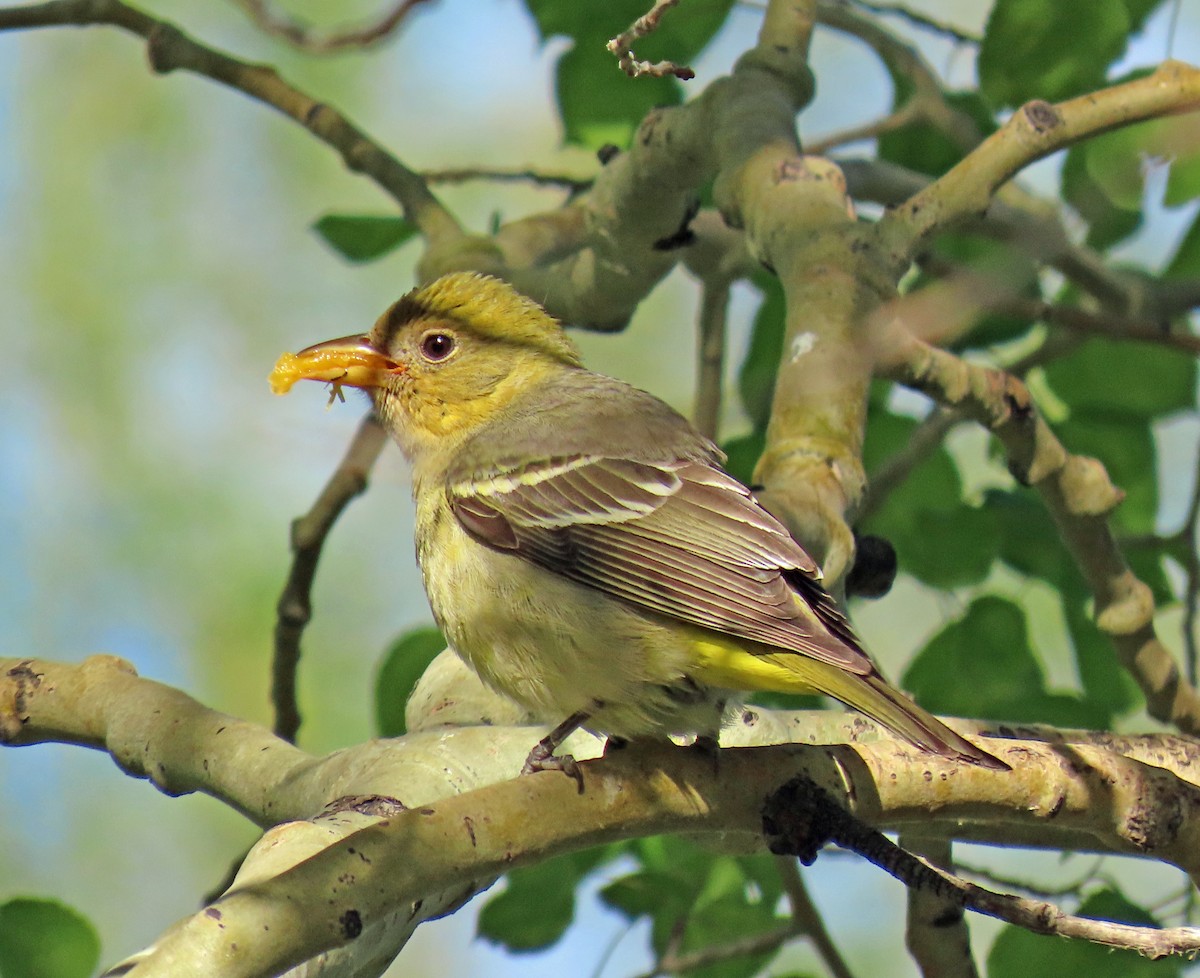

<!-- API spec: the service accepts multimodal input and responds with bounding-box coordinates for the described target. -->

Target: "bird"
[270,271,1007,779]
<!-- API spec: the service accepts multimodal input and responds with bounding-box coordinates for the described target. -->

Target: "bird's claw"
[522,745,584,794]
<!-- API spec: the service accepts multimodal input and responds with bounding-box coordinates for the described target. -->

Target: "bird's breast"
[412,490,720,737]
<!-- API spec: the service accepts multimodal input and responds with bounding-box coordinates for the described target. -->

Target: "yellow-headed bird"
[271,272,1006,776]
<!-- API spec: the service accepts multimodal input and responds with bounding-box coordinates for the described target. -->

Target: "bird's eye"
[419,332,456,362]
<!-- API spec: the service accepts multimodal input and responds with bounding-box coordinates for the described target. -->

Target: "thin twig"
[273,414,388,741]
[805,101,921,155]
[953,856,1110,900]
[607,0,696,80]
[1181,444,1200,685]
[1004,297,1200,356]
[847,0,982,45]
[229,0,433,52]
[857,407,962,523]
[632,924,799,978]
[776,856,856,978]
[422,167,593,193]
[816,0,983,154]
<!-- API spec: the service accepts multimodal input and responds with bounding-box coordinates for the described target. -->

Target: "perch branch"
[101,731,1200,975]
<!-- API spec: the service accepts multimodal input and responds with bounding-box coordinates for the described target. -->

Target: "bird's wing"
[447,454,873,675]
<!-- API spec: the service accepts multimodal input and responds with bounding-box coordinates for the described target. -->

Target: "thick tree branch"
[840,156,1200,323]
[110,730,1200,975]
[9,655,1200,974]
[876,61,1200,268]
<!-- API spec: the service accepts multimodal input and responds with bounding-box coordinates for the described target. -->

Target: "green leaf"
[1084,121,1157,211]
[1062,140,1142,250]
[0,898,100,978]
[478,848,616,951]
[989,489,1080,587]
[1122,0,1165,32]
[988,887,1181,978]
[556,42,680,149]
[720,430,765,487]
[1164,209,1200,279]
[374,626,446,737]
[1042,338,1197,420]
[313,214,417,263]
[903,596,1103,726]
[737,271,785,431]
[602,844,788,978]
[861,406,999,588]
[979,0,1130,108]
[1063,593,1140,721]
[1165,151,1200,207]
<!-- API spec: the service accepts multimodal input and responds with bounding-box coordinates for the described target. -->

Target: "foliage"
[0,898,100,978]
[2,0,1199,976]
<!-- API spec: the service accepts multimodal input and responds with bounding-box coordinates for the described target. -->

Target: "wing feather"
[447,454,873,675]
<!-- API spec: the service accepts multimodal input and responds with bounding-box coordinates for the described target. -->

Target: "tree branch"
[768,773,1200,959]
[9,655,1200,974]
[229,0,434,53]
[273,414,387,742]
[693,277,731,439]
[876,61,1200,268]
[0,0,461,245]
[876,324,1200,737]
[816,0,983,154]
[607,0,696,81]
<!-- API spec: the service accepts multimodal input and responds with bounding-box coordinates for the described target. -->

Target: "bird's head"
[270,272,582,458]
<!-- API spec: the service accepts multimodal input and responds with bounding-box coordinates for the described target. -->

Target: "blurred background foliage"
[1,0,1199,976]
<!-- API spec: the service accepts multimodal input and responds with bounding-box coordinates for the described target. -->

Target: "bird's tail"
[689,637,1008,769]
[843,671,1009,770]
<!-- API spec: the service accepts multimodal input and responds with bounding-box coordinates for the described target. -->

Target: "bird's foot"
[522,741,584,794]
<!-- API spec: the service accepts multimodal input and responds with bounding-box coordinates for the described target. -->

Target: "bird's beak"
[269,334,403,396]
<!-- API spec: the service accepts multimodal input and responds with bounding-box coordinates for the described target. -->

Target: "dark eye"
[420,332,456,362]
